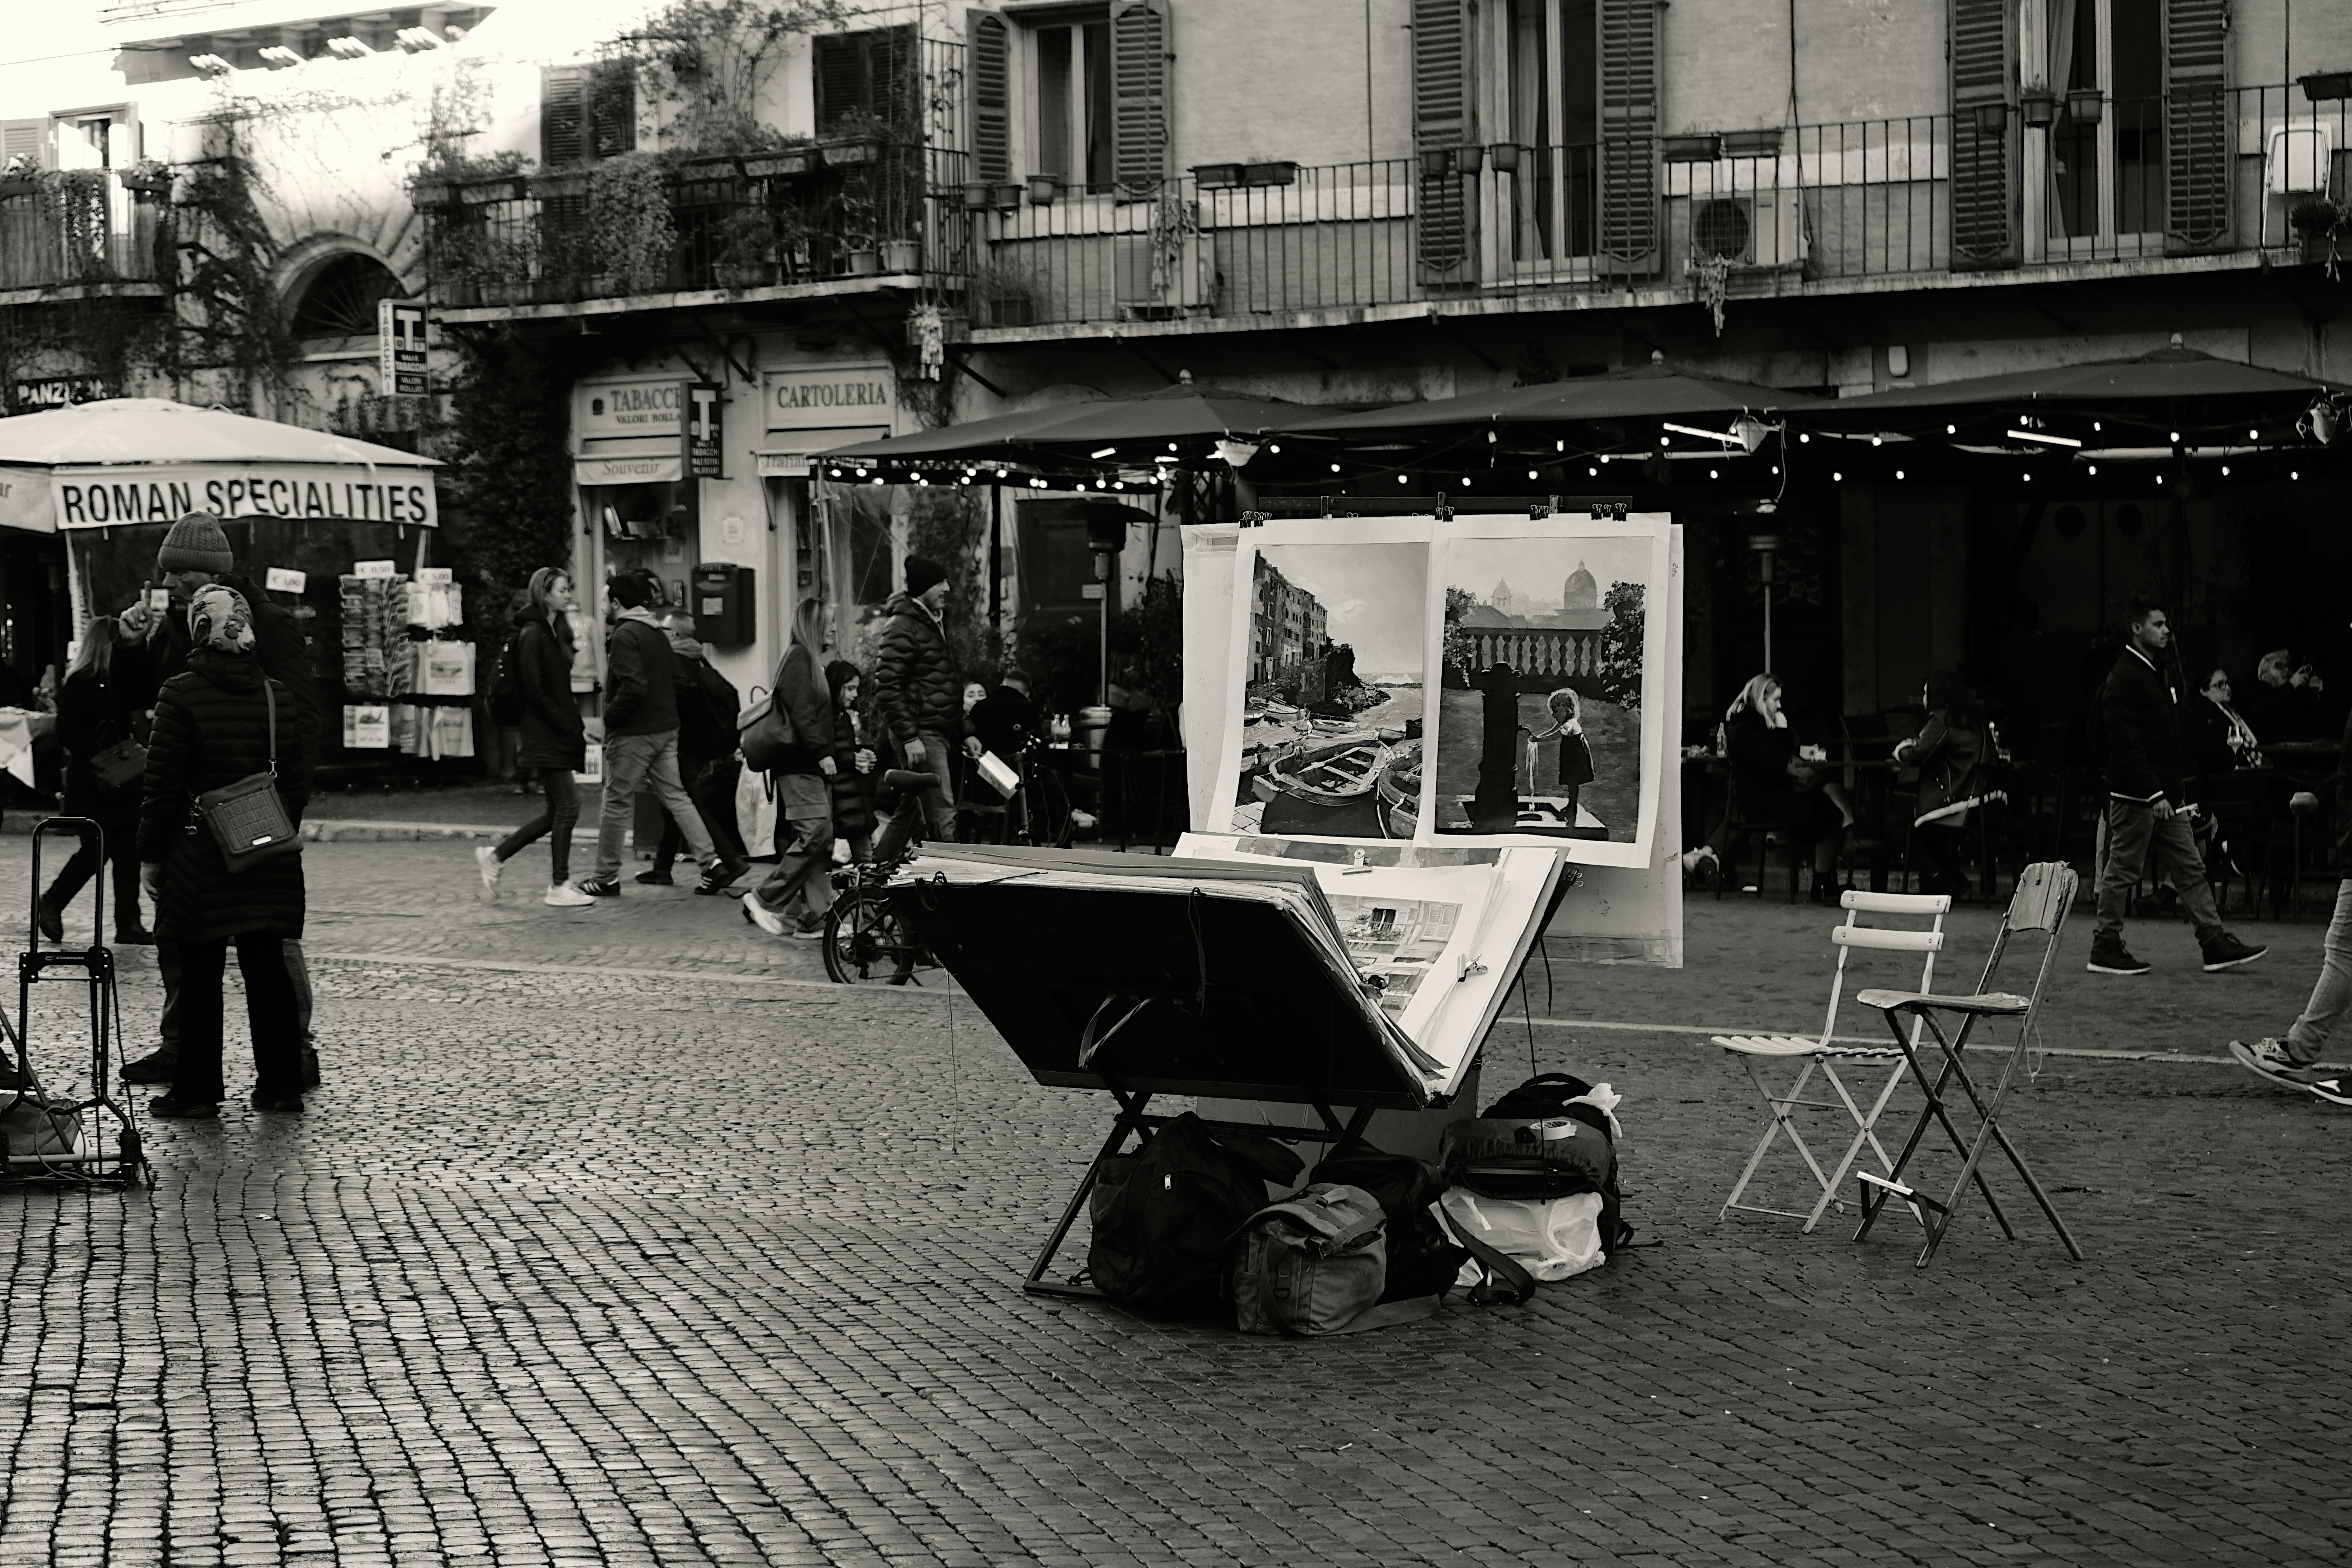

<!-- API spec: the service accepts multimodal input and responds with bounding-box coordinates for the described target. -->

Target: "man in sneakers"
[2089,595,2265,977]
[577,573,747,898]
[870,556,961,860]
[2230,706,2352,1107]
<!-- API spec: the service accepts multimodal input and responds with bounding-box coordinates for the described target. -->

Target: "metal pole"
[989,481,1003,642]
[1100,579,1110,706]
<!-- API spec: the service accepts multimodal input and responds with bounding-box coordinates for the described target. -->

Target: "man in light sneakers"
[2087,595,2265,977]
[2232,707,2352,1108]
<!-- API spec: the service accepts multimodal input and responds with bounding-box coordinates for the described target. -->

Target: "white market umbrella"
[0,398,439,535]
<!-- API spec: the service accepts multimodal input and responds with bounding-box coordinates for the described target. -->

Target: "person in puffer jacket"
[870,555,960,858]
[2230,704,2352,1107]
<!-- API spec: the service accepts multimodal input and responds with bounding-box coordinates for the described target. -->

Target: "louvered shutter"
[1948,0,2017,269]
[1412,0,1474,283]
[968,9,1010,182]
[1111,0,1171,194]
[813,33,862,135]
[2163,0,2229,251]
[541,67,586,167]
[588,61,637,159]
[1,118,51,171]
[1599,0,1659,272]
[872,25,919,134]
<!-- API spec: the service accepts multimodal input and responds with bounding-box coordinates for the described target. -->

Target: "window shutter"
[1412,0,1474,281]
[814,33,862,135]
[541,67,586,167]
[1948,0,2017,269]
[816,26,919,136]
[588,61,637,160]
[968,9,1011,181]
[2164,0,2229,251]
[1598,0,1659,271]
[0,118,51,169]
[1111,0,1172,194]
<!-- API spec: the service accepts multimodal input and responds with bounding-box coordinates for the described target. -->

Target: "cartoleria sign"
[764,365,894,430]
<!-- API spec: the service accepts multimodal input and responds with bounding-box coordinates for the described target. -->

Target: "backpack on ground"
[1308,1140,1468,1304]
[1086,1112,1301,1314]
[488,630,526,726]
[1441,1072,1633,1256]
[1230,1183,1437,1336]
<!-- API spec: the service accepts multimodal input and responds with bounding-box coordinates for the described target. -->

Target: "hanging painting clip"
[1432,491,1454,522]
[1239,510,1270,528]
[1528,501,1553,519]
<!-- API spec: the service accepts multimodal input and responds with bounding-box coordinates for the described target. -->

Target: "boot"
[119,1044,180,1085]
[35,899,63,944]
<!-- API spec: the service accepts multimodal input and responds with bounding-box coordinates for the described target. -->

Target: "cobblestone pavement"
[1,840,2347,1566]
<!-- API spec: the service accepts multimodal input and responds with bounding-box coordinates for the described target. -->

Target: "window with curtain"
[2047,0,2165,247]
[1504,0,1599,263]
[1034,17,1113,190]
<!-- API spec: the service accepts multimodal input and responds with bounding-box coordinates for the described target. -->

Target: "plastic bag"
[735,764,777,858]
[1438,1189,1605,1283]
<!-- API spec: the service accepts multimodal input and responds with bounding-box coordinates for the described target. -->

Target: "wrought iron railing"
[955,82,2352,330]
[418,140,969,308]
[0,174,171,292]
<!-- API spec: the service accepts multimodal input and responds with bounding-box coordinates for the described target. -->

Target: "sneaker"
[576,878,621,898]
[2087,942,2151,976]
[634,869,676,886]
[2229,1037,2323,1088]
[697,858,749,895]
[113,927,156,946]
[475,845,504,896]
[147,1095,218,1119]
[2307,1074,2352,1108]
[119,1045,180,1085]
[788,918,827,941]
[2201,933,2268,973]
[742,898,787,937]
[543,881,597,908]
[249,1091,304,1114]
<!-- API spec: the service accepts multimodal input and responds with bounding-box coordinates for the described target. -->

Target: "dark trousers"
[160,938,311,1049]
[40,809,142,935]
[171,931,303,1102]
[494,766,582,883]
[655,758,748,871]
[1912,822,1968,893]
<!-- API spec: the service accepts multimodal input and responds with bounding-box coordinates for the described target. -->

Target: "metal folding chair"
[1715,890,1951,1232]
[1852,862,2086,1268]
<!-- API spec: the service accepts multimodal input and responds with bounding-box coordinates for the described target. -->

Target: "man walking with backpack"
[637,613,748,885]
[871,556,960,859]
[2089,594,2266,977]
[577,573,747,898]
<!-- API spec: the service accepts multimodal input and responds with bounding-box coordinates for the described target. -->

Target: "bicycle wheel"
[821,887,924,985]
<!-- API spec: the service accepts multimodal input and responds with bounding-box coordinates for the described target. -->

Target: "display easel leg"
[1023,1088,1153,1299]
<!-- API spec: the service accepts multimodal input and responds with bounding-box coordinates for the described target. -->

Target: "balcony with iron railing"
[417,139,969,313]
[0,167,173,297]
[957,81,2352,334]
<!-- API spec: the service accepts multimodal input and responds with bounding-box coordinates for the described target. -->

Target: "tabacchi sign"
[763,365,894,431]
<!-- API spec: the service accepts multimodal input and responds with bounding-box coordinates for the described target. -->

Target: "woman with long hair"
[744,597,838,937]
[1724,672,1853,902]
[37,616,151,944]
[1894,670,1985,897]
[140,585,314,1117]
[475,568,595,907]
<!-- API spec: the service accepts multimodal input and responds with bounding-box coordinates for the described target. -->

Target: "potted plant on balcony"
[837,186,882,275]
[476,236,538,307]
[823,108,890,167]
[739,134,815,181]
[2292,196,2344,274]
[879,235,920,272]
[1241,160,1299,187]
[973,259,1043,328]
[0,154,35,200]
[588,152,678,296]
[117,158,173,198]
[711,201,778,289]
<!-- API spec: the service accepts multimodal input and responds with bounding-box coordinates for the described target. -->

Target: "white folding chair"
[1716,889,1950,1232]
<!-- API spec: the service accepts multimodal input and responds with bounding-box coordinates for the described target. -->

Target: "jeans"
[159,937,311,1050]
[655,758,748,872]
[2093,799,2223,947]
[752,773,835,920]
[494,766,582,883]
[873,731,956,860]
[41,810,142,934]
[2287,879,2352,1064]
[592,729,715,884]
[170,931,303,1102]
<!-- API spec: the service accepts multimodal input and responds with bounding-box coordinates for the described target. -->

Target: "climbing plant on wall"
[437,325,584,641]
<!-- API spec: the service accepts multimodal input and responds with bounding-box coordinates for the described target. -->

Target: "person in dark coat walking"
[37,616,151,945]
[477,568,594,907]
[114,513,321,1089]
[826,659,878,861]
[2230,705,2352,1107]
[642,613,748,884]
[744,599,838,936]
[2089,595,2265,976]
[138,585,316,1118]
[870,557,960,859]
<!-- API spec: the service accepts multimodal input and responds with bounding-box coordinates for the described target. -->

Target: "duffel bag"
[1087,1112,1301,1313]
[1231,1183,1438,1336]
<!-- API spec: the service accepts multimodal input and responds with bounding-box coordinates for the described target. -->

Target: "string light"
[1588,466,1599,476]
[1871,436,1883,447]
[1832,471,1842,481]
[2087,463,2098,475]
[1397,474,1409,483]
[2221,464,2230,476]
[1798,432,1810,443]
[1946,424,1957,435]
[1895,469,1904,480]
[1331,463,1342,473]
[1708,469,1719,479]
[1528,469,1540,480]
[1555,439,1565,452]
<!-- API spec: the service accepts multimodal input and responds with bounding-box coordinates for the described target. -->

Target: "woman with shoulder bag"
[37,615,152,945]
[474,568,595,907]
[139,585,316,1118]
[743,598,838,938]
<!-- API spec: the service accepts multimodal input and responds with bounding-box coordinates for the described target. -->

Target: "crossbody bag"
[190,679,301,871]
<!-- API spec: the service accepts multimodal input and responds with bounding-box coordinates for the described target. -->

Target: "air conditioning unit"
[1687,189,1808,270]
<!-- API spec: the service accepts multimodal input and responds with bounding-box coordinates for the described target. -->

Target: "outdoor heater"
[1749,530,1784,670]
[1087,515,1125,704]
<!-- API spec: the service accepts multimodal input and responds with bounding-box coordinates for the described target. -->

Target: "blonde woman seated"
[1724,672,1854,902]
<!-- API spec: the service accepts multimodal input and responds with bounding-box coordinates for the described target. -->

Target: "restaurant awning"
[0,398,440,535]
[1280,360,1824,437]
[817,378,1315,476]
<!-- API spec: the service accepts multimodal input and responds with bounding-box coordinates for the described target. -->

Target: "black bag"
[1308,1142,1467,1304]
[190,680,301,873]
[87,737,149,791]
[1443,1072,1633,1254]
[488,631,526,726]
[1087,1112,1303,1313]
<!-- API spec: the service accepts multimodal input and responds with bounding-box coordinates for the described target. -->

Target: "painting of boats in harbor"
[1223,536,1427,840]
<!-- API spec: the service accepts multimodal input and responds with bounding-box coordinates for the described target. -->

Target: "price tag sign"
[415,566,453,585]
[353,559,398,579]
[264,567,307,593]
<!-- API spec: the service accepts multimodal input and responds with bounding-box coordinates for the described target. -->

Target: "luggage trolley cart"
[1,818,151,1186]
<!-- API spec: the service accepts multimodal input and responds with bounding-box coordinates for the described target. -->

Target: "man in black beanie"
[115,511,323,1089]
[871,554,961,858]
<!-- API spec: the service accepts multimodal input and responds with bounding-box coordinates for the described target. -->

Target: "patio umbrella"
[1280,358,1824,439]
[1815,346,2337,416]
[0,397,440,535]
[817,377,1314,476]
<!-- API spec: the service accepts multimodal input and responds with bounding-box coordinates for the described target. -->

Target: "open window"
[969,1,1168,198]
[541,61,635,167]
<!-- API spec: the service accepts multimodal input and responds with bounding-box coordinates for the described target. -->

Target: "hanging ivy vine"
[435,324,587,641]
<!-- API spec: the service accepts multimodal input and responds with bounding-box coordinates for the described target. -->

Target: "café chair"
[1852,862,2086,1269]
[1715,773,1804,903]
[1716,889,1952,1232]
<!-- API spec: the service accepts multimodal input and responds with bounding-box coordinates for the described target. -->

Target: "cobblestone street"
[2,839,2347,1567]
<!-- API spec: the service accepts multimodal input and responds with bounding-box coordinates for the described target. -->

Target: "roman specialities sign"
[763,365,894,431]
[47,464,439,529]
